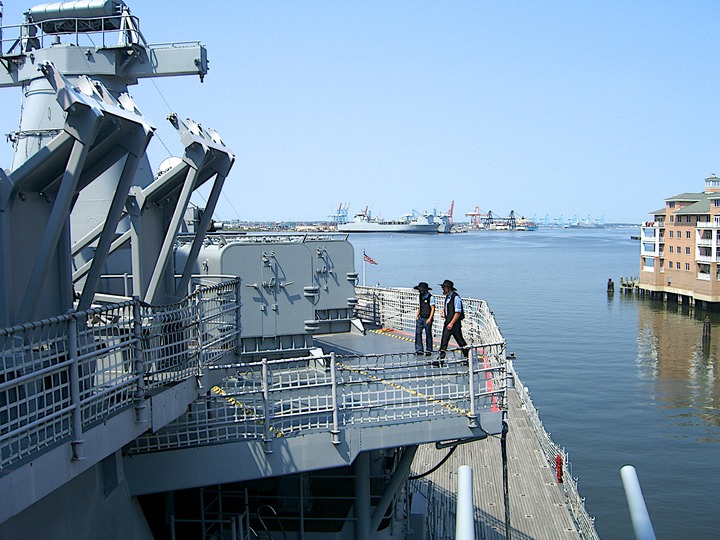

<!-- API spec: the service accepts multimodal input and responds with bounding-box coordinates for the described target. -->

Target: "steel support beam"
[353,452,371,540]
[144,163,200,304]
[369,445,418,537]
[17,134,97,322]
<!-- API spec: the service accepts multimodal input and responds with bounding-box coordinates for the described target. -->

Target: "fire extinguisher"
[555,454,563,483]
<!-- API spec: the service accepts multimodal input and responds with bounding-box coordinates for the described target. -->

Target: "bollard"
[607,278,615,293]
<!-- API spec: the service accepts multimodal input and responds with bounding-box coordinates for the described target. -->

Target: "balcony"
[696,221,720,229]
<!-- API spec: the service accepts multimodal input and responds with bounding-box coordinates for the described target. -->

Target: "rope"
[211,385,285,438]
[335,360,470,416]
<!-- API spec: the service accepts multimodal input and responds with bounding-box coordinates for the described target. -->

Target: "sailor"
[438,279,468,360]
[413,282,435,355]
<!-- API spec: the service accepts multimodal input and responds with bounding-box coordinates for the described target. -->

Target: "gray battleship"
[0,2,597,539]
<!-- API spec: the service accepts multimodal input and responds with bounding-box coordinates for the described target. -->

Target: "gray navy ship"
[0,2,597,538]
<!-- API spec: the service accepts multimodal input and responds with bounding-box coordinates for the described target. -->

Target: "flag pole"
[363,250,366,286]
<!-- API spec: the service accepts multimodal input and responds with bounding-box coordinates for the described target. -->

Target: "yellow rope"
[336,360,470,417]
[211,385,285,438]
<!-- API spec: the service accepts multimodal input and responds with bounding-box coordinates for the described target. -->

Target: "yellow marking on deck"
[369,327,414,343]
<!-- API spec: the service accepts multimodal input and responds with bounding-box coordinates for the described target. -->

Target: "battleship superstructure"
[0,3,600,539]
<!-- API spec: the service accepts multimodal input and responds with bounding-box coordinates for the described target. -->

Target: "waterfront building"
[639,174,720,305]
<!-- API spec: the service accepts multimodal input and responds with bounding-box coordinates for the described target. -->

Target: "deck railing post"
[330,352,340,444]
[196,287,205,373]
[132,298,147,424]
[468,348,477,428]
[235,279,242,356]
[68,313,85,460]
[261,358,273,453]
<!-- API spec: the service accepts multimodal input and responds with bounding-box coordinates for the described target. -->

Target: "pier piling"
[702,316,711,347]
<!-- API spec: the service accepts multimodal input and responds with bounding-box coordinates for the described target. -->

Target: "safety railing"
[129,347,506,454]
[354,285,505,346]
[1,13,144,57]
[0,280,240,475]
[128,285,507,454]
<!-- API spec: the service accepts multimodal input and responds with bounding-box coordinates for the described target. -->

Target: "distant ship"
[338,209,440,233]
[568,216,606,229]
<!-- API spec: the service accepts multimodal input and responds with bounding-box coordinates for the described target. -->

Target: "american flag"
[363,251,378,265]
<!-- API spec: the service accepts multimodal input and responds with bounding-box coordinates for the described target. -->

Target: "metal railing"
[129,345,506,454]
[129,286,507,454]
[1,13,144,56]
[354,285,505,346]
[0,280,239,474]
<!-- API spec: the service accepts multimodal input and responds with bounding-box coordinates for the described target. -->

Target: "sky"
[2,1,720,224]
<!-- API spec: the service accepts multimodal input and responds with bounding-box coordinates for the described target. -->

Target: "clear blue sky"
[2,1,720,224]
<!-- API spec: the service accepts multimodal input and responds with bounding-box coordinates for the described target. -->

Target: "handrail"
[0,280,240,474]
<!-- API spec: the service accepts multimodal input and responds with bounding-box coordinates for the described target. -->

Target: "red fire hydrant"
[555,454,563,483]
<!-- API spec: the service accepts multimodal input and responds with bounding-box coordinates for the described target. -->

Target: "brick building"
[639,174,720,305]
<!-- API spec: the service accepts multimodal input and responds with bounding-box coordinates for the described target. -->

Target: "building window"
[686,231,691,239]
[669,202,676,208]
[669,246,674,253]
[686,247,691,255]
[670,230,674,238]
[714,199,720,207]
[676,262,681,269]
[686,263,690,271]
[687,216,691,223]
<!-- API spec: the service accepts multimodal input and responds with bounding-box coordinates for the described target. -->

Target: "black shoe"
[415,351,423,355]
[439,351,446,360]
[432,360,445,367]
[425,351,432,356]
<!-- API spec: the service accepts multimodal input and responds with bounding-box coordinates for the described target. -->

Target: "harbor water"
[349,227,720,539]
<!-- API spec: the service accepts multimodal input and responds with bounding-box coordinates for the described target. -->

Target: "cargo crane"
[465,206,487,228]
[329,203,349,224]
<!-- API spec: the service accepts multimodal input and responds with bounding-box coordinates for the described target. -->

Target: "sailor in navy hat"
[413,282,435,355]
[438,279,468,360]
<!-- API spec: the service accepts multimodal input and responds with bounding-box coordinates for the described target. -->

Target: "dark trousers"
[415,317,433,352]
[439,320,468,357]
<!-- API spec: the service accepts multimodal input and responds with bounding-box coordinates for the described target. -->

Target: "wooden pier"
[411,373,593,539]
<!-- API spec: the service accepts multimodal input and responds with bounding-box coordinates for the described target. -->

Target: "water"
[349,228,720,539]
